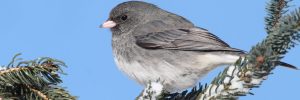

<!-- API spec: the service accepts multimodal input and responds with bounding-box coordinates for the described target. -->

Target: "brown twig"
[26,85,49,100]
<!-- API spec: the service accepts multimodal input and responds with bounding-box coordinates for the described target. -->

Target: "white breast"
[114,56,203,92]
[113,53,241,92]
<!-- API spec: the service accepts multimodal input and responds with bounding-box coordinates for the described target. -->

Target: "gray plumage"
[106,1,244,92]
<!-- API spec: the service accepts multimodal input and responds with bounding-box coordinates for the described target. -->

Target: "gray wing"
[134,22,243,52]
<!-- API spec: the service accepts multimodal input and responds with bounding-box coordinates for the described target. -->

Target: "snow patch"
[138,81,164,100]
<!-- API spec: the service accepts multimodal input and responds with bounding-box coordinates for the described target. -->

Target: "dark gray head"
[102,1,193,35]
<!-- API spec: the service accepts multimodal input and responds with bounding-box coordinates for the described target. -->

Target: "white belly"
[114,57,201,92]
[113,53,240,92]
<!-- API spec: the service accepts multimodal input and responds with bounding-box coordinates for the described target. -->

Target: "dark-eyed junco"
[102,1,244,92]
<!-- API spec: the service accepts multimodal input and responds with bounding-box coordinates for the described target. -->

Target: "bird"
[101,1,296,92]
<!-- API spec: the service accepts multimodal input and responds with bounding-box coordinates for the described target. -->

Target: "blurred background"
[0,0,299,99]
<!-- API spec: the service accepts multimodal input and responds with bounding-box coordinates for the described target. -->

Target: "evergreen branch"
[196,44,276,100]
[43,86,77,100]
[267,7,300,55]
[0,60,63,88]
[0,84,49,100]
[0,54,76,100]
[26,85,49,100]
[195,1,300,99]
[160,84,207,100]
[0,84,76,100]
[265,0,289,34]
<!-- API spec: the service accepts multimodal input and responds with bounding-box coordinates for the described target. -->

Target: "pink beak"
[101,20,117,28]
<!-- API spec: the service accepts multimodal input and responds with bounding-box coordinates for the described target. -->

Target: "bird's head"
[101,1,160,33]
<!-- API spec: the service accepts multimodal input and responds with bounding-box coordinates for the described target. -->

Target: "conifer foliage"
[0,54,76,100]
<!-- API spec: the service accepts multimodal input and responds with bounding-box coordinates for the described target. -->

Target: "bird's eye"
[121,15,128,21]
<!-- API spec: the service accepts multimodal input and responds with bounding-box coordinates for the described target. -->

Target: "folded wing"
[134,21,243,52]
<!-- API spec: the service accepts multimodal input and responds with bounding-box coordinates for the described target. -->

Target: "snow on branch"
[137,81,164,100]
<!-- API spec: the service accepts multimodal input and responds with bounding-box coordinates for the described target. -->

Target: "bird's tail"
[274,61,298,70]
